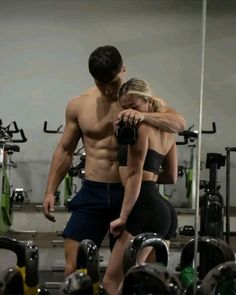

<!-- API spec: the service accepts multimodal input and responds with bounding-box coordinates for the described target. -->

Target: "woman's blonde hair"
[119,78,161,111]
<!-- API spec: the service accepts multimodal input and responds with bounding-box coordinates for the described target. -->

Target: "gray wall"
[1,0,235,206]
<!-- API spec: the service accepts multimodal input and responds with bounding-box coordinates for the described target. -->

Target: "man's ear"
[122,65,127,74]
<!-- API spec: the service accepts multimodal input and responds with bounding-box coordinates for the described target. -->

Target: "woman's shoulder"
[138,122,157,136]
[138,123,175,143]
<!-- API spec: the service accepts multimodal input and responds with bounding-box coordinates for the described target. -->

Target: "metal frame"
[225,147,236,245]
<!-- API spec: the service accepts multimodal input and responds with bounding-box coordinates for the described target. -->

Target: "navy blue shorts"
[126,181,178,240]
[62,179,124,250]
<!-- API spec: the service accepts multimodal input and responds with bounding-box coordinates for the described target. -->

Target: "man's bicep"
[60,101,82,153]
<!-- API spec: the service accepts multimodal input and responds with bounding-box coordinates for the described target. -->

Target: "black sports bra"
[118,144,164,175]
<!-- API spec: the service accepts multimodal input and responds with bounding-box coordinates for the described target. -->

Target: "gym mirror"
[0,0,207,292]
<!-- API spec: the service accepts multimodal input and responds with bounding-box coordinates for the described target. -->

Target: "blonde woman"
[103,78,178,295]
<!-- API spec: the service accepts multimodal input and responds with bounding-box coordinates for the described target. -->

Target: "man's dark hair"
[88,45,123,83]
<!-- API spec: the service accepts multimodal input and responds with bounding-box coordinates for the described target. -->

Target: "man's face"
[95,66,126,100]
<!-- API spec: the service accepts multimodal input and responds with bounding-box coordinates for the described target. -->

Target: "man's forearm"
[143,108,186,133]
[45,147,73,195]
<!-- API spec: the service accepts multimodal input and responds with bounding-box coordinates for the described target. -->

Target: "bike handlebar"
[12,129,27,143]
[6,121,20,134]
[0,119,27,143]
[177,122,216,145]
[43,121,63,133]
[202,122,216,134]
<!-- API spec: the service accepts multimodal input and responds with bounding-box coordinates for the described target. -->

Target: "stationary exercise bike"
[199,152,226,240]
[176,153,235,293]
[0,119,27,234]
[176,122,216,210]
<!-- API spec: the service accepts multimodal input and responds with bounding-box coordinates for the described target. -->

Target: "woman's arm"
[120,125,148,219]
[110,125,149,237]
[157,143,178,184]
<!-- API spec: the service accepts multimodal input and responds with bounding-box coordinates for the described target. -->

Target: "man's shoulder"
[69,87,98,105]
[80,86,98,97]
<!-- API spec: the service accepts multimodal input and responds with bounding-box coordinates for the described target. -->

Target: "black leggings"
[126,181,178,240]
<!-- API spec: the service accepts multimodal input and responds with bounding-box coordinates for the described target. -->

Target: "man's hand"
[116,109,144,126]
[110,217,126,238]
[43,193,56,222]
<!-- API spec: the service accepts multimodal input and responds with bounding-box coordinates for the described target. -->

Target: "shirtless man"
[43,45,186,278]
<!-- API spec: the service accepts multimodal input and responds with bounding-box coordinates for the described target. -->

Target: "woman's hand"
[110,217,126,238]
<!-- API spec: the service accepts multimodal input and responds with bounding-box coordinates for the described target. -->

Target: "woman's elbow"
[169,174,178,184]
[167,170,178,184]
[157,173,177,184]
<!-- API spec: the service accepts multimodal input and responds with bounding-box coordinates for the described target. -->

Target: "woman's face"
[119,94,149,112]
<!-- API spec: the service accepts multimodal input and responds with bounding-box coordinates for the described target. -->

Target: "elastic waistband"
[83,179,123,189]
[140,181,158,188]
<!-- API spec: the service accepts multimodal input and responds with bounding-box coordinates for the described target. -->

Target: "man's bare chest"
[79,109,118,139]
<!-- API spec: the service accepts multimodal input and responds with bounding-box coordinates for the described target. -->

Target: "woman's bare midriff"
[119,167,158,187]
